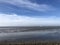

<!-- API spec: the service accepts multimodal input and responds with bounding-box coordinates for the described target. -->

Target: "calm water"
[0,27,60,42]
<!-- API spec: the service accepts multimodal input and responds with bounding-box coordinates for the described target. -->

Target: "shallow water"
[0,27,60,41]
[0,29,60,41]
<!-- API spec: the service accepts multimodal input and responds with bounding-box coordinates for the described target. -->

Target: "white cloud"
[0,0,55,11]
[0,13,60,26]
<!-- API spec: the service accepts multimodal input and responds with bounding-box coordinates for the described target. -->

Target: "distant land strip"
[0,26,60,32]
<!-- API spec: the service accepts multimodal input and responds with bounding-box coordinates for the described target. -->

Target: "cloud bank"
[0,13,59,26]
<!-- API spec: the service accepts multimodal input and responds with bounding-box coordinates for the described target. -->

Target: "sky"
[0,0,60,26]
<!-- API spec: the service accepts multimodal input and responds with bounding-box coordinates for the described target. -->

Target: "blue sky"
[0,0,60,26]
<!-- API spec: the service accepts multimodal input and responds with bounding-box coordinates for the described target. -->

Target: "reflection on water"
[0,28,60,41]
[0,29,60,41]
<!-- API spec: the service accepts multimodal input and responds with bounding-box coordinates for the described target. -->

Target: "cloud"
[0,0,55,12]
[0,13,60,26]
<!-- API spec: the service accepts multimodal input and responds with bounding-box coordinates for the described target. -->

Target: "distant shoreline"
[0,26,59,32]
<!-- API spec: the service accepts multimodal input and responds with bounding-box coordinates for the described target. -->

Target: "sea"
[0,27,59,42]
